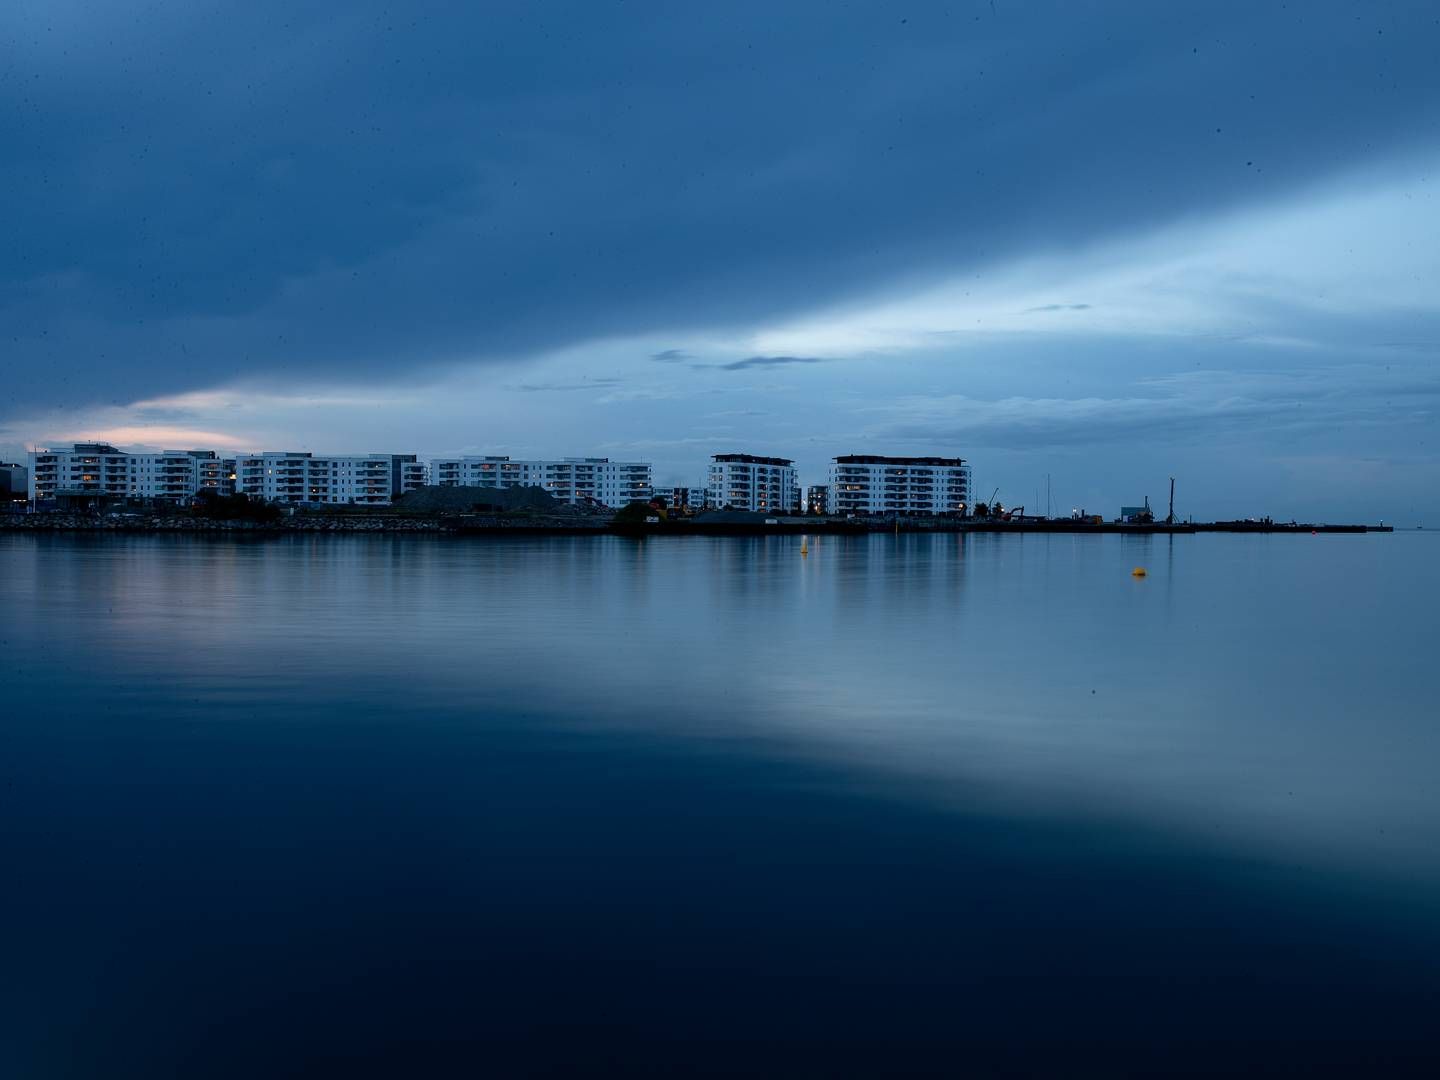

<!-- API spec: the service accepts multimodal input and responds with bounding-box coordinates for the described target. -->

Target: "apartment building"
[707,454,798,513]
[391,456,428,497]
[430,456,542,489]
[827,455,971,515]
[232,453,423,506]
[194,454,236,496]
[28,444,235,505]
[428,456,651,508]
[806,485,830,515]
[1,462,29,503]
[663,486,708,513]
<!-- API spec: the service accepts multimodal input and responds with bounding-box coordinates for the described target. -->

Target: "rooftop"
[834,455,968,467]
[713,453,794,467]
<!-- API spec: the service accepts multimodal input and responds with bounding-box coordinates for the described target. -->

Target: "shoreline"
[0,514,1394,536]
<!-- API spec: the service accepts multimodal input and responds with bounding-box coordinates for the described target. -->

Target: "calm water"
[3,531,1438,1076]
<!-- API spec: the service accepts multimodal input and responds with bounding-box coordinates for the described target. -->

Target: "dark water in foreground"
[2,531,1438,1077]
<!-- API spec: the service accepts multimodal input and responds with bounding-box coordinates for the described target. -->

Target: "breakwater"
[628,518,1390,536]
[0,513,447,533]
[2,512,1391,536]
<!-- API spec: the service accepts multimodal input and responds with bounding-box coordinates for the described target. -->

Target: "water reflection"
[4,532,1439,878]
[4,532,1440,1074]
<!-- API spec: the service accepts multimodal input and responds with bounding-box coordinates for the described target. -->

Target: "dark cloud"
[649,349,693,363]
[874,369,1440,451]
[707,356,828,372]
[1024,304,1093,313]
[3,1,1438,416]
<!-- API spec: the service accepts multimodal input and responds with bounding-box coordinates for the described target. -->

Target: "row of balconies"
[843,483,967,493]
[835,474,968,484]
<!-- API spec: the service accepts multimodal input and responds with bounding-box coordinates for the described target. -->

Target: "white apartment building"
[428,456,652,508]
[707,454,798,513]
[232,453,424,506]
[429,456,543,489]
[28,444,235,504]
[827,455,972,515]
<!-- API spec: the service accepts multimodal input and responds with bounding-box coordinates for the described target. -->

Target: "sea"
[2,530,1438,1077]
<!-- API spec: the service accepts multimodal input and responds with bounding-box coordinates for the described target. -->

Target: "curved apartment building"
[707,454,799,513]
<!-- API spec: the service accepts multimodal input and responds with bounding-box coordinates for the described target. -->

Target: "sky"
[3,0,1439,522]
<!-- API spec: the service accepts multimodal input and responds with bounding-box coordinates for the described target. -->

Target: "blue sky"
[3,1,1438,521]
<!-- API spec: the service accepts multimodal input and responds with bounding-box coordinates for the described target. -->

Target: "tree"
[613,500,666,525]
[972,502,989,518]
[193,490,281,522]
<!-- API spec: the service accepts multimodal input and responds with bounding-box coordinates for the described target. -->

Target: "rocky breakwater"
[445,513,609,532]
[288,516,443,532]
[1,512,444,532]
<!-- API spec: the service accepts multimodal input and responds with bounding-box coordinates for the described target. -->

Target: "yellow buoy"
[801,542,808,557]
[1132,567,1147,577]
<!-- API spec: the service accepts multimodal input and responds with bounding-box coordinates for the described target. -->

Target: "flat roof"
[834,455,968,467]
[712,453,794,466]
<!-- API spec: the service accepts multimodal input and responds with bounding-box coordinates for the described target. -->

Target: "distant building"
[1,462,29,505]
[391,455,427,498]
[706,453,798,513]
[430,456,541,489]
[663,486,708,513]
[28,444,234,506]
[827,455,971,515]
[193,452,237,497]
[806,485,830,515]
[1118,504,1153,524]
[427,456,651,508]
[232,452,421,506]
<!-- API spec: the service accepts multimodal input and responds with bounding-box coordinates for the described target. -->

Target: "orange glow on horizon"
[54,426,252,450]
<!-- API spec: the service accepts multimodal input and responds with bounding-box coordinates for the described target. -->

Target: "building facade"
[663,486,708,513]
[1,462,29,505]
[827,455,971,516]
[428,456,651,507]
[806,485,830,515]
[28,444,235,505]
[232,453,422,506]
[430,456,543,489]
[707,454,798,513]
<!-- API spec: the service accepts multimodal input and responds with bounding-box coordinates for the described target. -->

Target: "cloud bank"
[4,1,1438,417]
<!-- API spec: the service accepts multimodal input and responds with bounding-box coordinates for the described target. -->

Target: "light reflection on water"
[3,532,1439,1074]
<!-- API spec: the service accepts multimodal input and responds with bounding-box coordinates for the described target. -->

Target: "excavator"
[986,488,1027,522]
